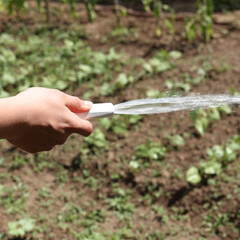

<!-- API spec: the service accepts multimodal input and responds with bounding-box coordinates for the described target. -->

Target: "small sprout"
[116,73,128,88]
[129,160,139,170]
[195,117,209,135]
[136,141,166,161]
[167,134,185,147]
[84,128,108,149]
[8,218,35,237]
[186,166,201,184]
[169,51,182,59]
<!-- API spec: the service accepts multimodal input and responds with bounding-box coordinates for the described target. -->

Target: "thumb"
[64,94,92,113]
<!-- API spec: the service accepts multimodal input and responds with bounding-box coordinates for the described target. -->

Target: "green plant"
[114,0,127,26]
[106,188,135,218]
[190,106,231,135]
[0,181,29,214]
[183,17,197,42]
[141,0,175,36]
[1,0,27,14]
[84,0,97,23]
[197,0,214,42]
[187,135,240,184]
[186,166,202,184]
[84,128,108,151]
[166,134,185,148]
[135,140,166,161]
[8,218,35,237]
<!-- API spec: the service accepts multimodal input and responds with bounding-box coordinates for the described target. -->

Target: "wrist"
[0,96,25,139]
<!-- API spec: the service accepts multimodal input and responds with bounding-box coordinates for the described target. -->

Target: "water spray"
[77,94,240,120]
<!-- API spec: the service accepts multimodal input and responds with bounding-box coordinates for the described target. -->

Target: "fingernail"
[84,101,93,107]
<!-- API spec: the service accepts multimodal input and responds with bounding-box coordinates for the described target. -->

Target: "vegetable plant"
[197,0,214,43]
[84,128,108,151]
[8,218,35,237]
[187,135,240,184]
[135,140,166,161]
[84,0,98,22]
[190,106,232,135]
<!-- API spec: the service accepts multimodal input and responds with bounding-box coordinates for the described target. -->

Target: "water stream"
[113,94,240,115]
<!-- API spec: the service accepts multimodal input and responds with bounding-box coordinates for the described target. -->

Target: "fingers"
[66,112,93,137]
[64,94,92,113]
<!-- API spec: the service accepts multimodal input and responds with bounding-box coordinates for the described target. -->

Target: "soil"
[0,2,240,240]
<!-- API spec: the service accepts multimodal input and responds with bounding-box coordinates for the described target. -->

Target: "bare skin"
[0,87,93,153]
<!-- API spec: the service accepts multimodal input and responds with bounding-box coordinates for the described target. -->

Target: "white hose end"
[76,103,114,119]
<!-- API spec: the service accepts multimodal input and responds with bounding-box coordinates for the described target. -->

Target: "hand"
[2,87,93,153]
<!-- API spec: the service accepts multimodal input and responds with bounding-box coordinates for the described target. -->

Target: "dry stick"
[45,0,50,23]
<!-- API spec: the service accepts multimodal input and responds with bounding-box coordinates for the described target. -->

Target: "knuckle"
[73,97,83,109]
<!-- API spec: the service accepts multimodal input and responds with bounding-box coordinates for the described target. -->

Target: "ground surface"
[0,2,240,240]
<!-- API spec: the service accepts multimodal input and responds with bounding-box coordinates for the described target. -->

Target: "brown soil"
[0,2,240,240]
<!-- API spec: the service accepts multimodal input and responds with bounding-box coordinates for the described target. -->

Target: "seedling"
[8,218,35,237]
[187,135,240,184]
[190,106,232,135]
[84,128,108,151]
[135,140,166,161]
[197,0,214,43]
[165,134,185,148]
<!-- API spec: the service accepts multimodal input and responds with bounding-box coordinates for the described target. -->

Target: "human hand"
[3,87,93,153]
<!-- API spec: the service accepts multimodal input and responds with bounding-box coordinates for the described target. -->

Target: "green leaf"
[195,117,209,135]
[99,118,111,131]
[124,115,143,124]
[129,160,139,169]
[149,58,171,73]
[143,63,153,73]
[112,122,128,134]
[0,184,4,195]
[224,146,236,162]
[200,161,222,175]
[219,104,232,114]
[186,167,201,184]
[64,39,74,49]
[56,80,68,90]
[146,90,161,98]
[209,108,220,121]
[79,64,92,73]
[169,51,182,59]
[2,72,15,86]
[206,145,224,161]
[227,136,240,151]
[8,218,35,237]
[136,141,166,161]
[84,128,108,149]
[169,135,185,146]
[116,73,128,88]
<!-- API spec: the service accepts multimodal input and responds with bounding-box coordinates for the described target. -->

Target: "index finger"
[66,111,93,137]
